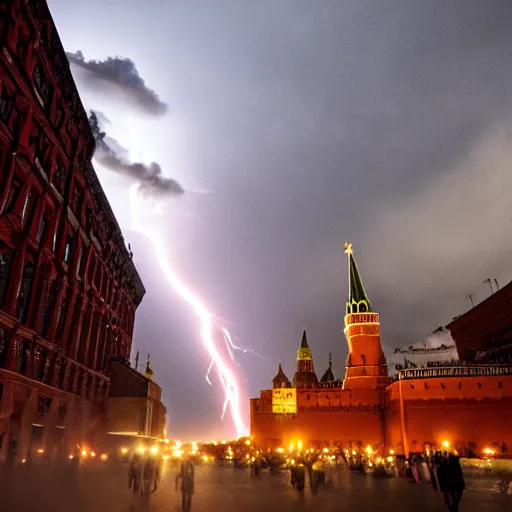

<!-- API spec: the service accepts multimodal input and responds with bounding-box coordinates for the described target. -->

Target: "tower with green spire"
[342,243,389,390]
[292,329,318,388]
[345,241,372,315]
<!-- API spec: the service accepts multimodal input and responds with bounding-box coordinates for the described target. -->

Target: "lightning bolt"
[128,186,249,438]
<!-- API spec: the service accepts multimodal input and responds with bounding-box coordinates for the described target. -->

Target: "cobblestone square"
[1,462,510,512]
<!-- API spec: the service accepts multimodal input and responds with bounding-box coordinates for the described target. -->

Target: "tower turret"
[145,354,154,380]
[320,353,335,383]
[272,363,292,389]
[293,329,318,388]
[342,242,388,390]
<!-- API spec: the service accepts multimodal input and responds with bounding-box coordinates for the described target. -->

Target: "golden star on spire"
[344,241,353,255]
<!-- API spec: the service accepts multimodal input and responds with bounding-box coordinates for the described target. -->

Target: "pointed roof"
[320,353,335,382]
[297,329,313,361]
[272,363,291,389]
[344,242,372,311]
[300,329,309,349]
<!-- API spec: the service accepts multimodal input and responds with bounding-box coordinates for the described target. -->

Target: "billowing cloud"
[89,111,184,197]
[68,51,167,116]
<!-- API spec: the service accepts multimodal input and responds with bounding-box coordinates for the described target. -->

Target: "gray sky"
[48,0,512,439]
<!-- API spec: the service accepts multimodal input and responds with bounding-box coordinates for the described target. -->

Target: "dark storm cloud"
[89,111,184,197]
[67,50,167,116]
[156,0,512,366]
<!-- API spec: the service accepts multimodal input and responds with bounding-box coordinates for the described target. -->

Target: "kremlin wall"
[250,243,512,457]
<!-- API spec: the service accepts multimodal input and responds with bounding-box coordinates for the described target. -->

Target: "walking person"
[430,452,465,512]
[128,453,143,493]
[143,456,156,495]
[175,456,195,512]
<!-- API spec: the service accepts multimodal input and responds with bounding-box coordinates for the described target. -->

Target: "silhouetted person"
[129,454,143,493]
[176,457,194,512]
[431,452,465,512]
[143,456,156,494]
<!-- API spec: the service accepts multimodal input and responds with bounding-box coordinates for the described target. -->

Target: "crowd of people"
[128,453,160,494]
[128,453,195,511]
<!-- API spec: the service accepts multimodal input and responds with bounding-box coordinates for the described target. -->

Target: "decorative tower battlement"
[342,242,389,390]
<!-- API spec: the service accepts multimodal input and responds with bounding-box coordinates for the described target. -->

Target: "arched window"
[0,252,12,307]
[17,262,34,323]
[41,281,58,338]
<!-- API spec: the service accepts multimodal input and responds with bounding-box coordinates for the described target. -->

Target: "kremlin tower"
[293,330,318,388]
[342,242,389,390]
[251,242,512,456]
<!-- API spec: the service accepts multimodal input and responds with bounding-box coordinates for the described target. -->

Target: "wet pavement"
[1,461,511,512]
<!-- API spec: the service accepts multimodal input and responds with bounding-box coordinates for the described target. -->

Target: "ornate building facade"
[251,243,512,457]
[0,0,145,463]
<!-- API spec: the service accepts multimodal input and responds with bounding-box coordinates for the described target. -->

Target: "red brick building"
[0,0,145,463]
[447,280,512,363]
[251,243,512,457]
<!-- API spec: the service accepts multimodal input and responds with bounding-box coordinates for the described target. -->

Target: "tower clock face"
[298,348,312,360]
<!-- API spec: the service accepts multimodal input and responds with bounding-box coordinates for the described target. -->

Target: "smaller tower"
[320,353,335,383]
[293,330,318,388]
[272,363,292,389]
[145,354,154,380]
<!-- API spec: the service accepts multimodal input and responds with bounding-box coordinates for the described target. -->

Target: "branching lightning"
[128,186,253,438]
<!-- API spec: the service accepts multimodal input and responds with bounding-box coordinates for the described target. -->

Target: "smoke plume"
[68,51,167,116]
[89,111,184,197]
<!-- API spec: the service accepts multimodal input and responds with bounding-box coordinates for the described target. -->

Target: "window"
[4,178,21,213]
[0,253,11,307]
[68,298,82,354]
[76,248,83,278]
[0,87,13,122]
[21,192,35,229]
[56,291,69,339]
[72,185,84,217]
[64,236,73,264]
[36,216,47,243]
[52,222,58,252]
[88,258,96,284]
[33,63,51,104]
[41,282,58,338]
[52,160,65,194]
[85,206,92,232]
[94,265,102,289]
[17,262,34,323]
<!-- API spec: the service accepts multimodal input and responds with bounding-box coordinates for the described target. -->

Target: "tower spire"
[344,242,371,314]
[145,353,154,380]
[300,329,309,349]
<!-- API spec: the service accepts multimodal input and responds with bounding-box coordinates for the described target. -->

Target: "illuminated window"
[76,248,83,278]
[21,192,35,228]
[64,236,73,264]
[36,216,47,243]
